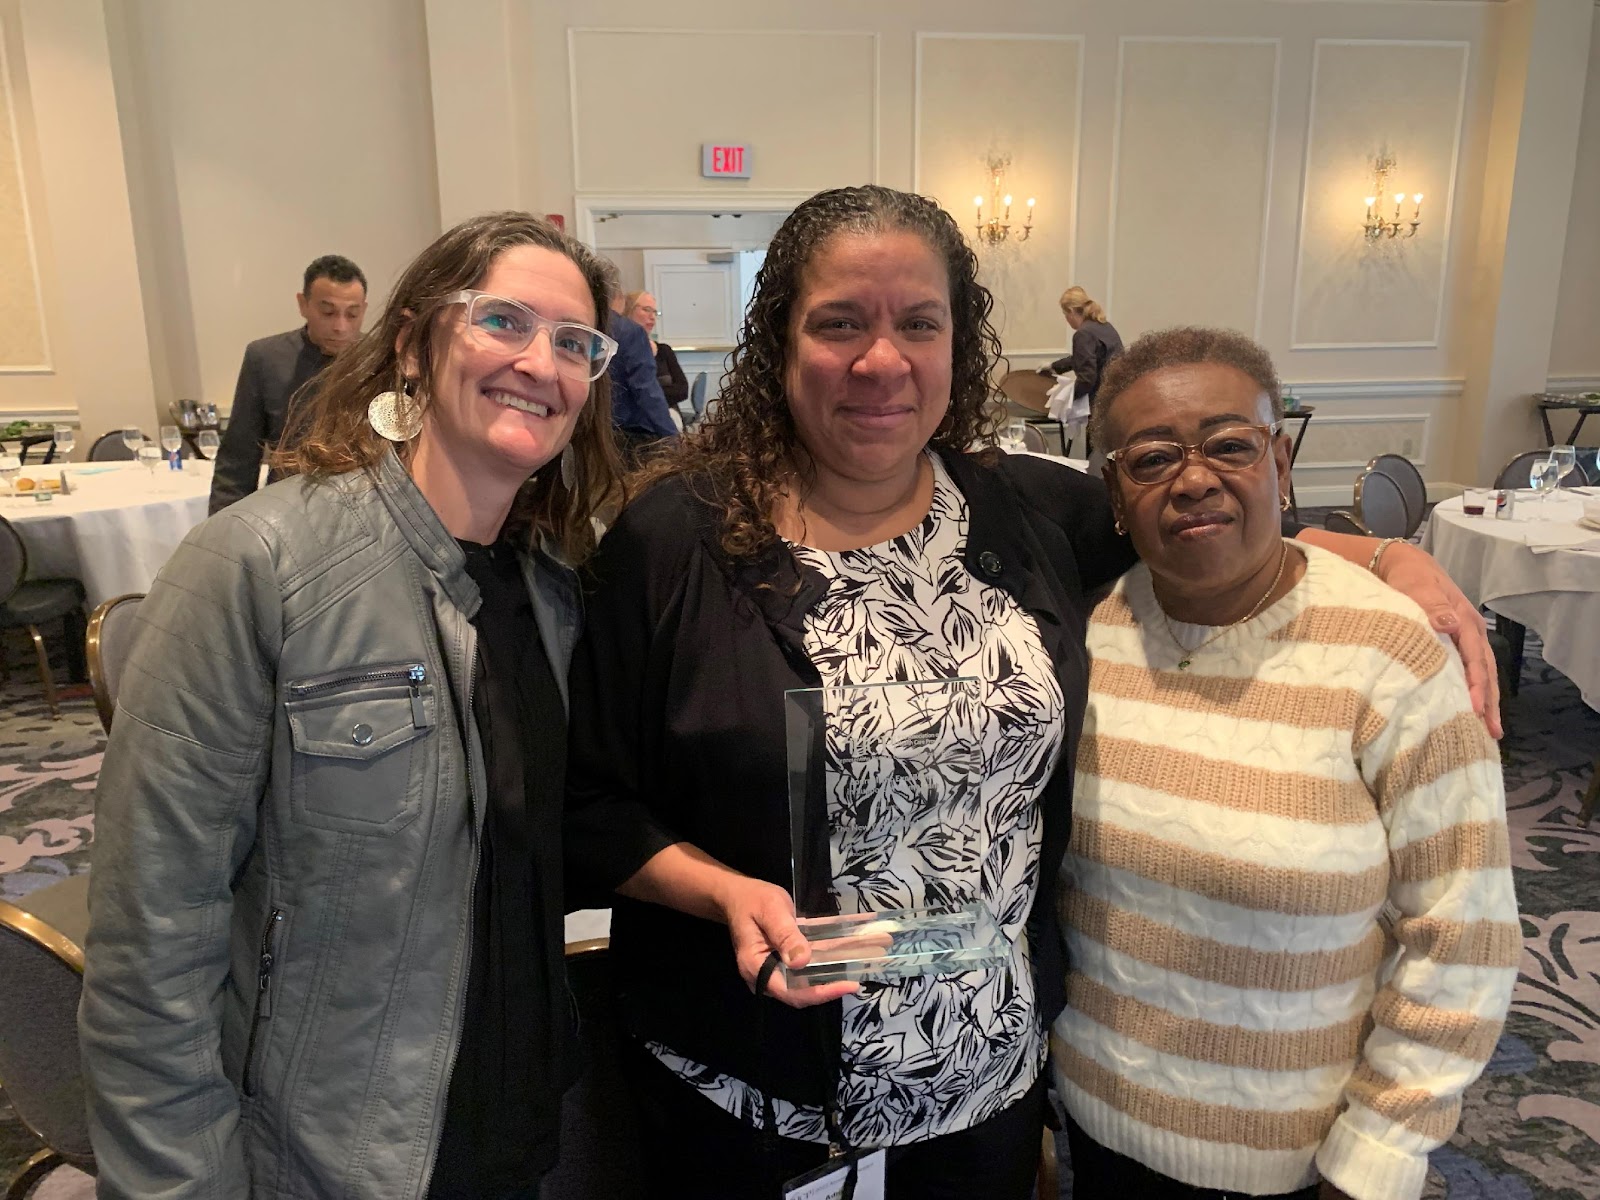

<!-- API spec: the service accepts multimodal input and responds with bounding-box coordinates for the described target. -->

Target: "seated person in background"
[1054,326,1518,1200]
[1043,286,1122,452]
[208,254,366,513]
[605,281,678,455]
[626,290,689,409]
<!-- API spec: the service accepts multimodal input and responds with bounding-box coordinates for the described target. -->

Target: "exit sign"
[701,143,751,179]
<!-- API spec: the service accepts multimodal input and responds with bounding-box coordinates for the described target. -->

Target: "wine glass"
[159,424,183,459]
[1550,444,1577,491]
[0,452,19,503]
[196,429,220,459]
[999,419,1029,454]
[1528,457,1560,508]
[52,425,74,461]
[121,426,144,457]
[137,443,164,487]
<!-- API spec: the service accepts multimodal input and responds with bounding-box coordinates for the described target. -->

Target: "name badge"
[782,1149,886,1200]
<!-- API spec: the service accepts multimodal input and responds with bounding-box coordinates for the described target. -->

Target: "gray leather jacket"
[80,450,582,1198]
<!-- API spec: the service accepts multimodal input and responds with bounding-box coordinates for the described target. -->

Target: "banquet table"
[1420,491,1600,711]
[5,460,213,607]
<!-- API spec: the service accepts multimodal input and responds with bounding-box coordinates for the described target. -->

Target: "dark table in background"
[1534,392,1600,447]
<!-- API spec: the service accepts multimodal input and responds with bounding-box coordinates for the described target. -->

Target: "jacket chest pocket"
[284,662,436,836]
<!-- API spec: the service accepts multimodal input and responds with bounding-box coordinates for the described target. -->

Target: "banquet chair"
[87,592,145,734]
[86,430,142,461]
[0,515,88,719]
[1021,424,1047,453]
[1323,510,1369,536]
[1367,454,1426,537]
[539,938,644,1199]
[1353,467,1412,538]
[0,874,96,1199]
[687,372,708,427]
[1494,449,1587,491]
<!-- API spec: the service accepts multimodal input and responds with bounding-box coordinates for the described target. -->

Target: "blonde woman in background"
[1045,286,1124,452]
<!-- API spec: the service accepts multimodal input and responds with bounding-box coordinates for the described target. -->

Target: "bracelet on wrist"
[1367,536,1405,574]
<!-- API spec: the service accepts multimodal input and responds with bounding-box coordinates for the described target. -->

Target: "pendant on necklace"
[1177,658,1192,671]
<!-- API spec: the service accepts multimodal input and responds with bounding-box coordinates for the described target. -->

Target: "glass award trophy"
[782,676,1010,986]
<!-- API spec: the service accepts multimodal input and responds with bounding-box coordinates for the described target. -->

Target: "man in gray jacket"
[207,255,367,513]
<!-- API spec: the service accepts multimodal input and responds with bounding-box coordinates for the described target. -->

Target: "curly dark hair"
[631,185,1004,559]
[1091,326,1283,450]
[272,212,623,565]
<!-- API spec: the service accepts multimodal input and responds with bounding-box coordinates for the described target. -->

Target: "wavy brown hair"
[272,211,623,564]
[631,185,1003,559]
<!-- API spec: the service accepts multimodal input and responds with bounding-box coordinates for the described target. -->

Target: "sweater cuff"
[1316,1117,1428,1200]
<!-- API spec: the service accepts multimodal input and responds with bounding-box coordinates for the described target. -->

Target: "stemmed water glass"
[998,419,1029,454]
[0,452,19,504]
[1549,444,1577,492]
[1528,456,1561,508]
[121,427,144,458]
[159,424,183,462]
[52,425,75,462]
[196,429,220,460]
[137,443,164,488]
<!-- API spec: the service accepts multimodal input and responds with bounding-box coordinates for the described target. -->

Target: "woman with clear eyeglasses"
[80,211,625,1200]
[626,289,689,410]
[1054,327,1518,1200]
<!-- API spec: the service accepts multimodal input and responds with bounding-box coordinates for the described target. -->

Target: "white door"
[643,250,737,346]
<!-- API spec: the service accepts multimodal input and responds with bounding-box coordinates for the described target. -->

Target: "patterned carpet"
[2,629,1598,1197]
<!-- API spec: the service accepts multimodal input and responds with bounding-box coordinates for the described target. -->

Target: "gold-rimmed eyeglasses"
[1106,423,1281,487]
[444,289,618,382]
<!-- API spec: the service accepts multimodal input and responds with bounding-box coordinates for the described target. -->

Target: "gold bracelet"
[1367,536,1405,574]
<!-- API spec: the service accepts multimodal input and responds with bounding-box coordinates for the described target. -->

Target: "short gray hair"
[1091,326,1283,450]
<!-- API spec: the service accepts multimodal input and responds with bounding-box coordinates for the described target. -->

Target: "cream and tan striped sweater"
[1052,542,1518,1200]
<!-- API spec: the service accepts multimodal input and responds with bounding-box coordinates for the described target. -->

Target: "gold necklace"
[1161,542,1290,671]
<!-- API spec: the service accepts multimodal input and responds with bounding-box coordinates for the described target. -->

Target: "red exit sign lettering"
[701,143,752,179]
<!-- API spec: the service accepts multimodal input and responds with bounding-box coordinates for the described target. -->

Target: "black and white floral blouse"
[647,453,1065,1146]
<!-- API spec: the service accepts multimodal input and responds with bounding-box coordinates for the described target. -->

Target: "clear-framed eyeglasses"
[633,304,661,318]
[444,290,618,382]
[1106,423,1281,487]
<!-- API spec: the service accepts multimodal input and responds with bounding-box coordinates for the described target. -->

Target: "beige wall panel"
[1292,40,1468,349]
[1549,20,1600,379]
[570,30,875,193]
[0,22,45,369]
[1295,416,1427,467]
[1109,38,1277,341]
[126,0,440,410]
[916,35,1079,356]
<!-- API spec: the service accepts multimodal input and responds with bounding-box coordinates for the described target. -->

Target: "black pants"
[1065,1114,1320,1199]
[624,1040,1048,1200]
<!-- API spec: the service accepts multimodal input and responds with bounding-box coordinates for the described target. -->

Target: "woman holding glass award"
[564,186,1503,1198]
[79,212,625,1200]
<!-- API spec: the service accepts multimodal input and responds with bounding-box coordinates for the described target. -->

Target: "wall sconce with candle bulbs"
[973,155,1035,246]
[1361,152,1423,240]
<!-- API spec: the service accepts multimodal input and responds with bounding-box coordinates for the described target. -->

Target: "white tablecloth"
[6,461,212,607]
[1421,492,1600,710]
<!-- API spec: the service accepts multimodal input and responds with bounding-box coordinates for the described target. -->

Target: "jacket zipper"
[418,626,480,1197]
[241,907,284,1097]
[288,664,431,727]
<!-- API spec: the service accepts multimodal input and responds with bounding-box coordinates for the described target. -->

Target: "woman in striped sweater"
[1053,327,1518,1200]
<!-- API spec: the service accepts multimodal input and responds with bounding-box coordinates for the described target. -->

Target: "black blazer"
[654,342,689,408]
[564,449,1135,1105]
[1050,319,1124,401]
[208,327,329,514]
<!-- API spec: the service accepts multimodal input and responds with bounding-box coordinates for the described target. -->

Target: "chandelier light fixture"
[1361,152,1423,241]
[973,155,1035,246]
